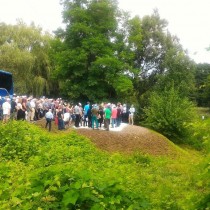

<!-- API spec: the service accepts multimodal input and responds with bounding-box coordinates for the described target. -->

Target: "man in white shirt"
[129,104,135,125]
[45,109,53,131]
[2,98,11,123]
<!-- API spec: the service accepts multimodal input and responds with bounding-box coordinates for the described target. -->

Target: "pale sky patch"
[0,0,210,63]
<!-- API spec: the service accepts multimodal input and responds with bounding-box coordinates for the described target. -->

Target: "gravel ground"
[36,119,180,156]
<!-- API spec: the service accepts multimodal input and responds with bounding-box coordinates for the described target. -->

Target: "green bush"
[195,154,210,209]
[143,86,196,143]
[0,121,148,209]
[0,121,50,162]
[0,121,207,210]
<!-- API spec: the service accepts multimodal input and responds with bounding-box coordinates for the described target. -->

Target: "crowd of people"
[0,95,136,131]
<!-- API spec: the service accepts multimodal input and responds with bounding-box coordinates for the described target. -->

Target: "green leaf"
[91,203,105,210]
[62,190,79,206]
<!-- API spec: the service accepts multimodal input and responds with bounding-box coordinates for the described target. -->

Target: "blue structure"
[0,70,14,98]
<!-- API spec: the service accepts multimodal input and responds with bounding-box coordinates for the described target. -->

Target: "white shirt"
[30,100,36,108]
[129,107,135,115]
[2,101,11,115]
[45,111,53,119]
[63,112,70,122]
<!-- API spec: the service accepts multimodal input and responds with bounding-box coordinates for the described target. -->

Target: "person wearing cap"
[2,98,11,123]
[45,109,54,131]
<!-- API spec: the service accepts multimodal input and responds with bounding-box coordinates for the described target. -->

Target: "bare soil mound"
[35,119,180,157]
[76,125,180,156]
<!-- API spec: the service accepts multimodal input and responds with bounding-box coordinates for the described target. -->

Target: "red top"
[111,108,117,118]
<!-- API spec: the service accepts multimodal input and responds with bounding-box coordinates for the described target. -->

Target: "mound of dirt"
[76,125,180,156]
[35,119,180,157]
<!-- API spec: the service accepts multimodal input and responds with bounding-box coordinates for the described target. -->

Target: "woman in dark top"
[87,105,92,128]
[98,105,104,128]
[17,105,26,121]
[57,108,64,130]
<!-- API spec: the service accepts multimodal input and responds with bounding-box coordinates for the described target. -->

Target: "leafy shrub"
[143,85,196,144]
[0,121,207,210]
[0,121,50,162]
[187,118,210,150]
[0,121,149,209]
[195,154,210,209]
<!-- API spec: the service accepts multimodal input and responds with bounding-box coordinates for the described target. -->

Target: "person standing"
[129,104,135,125]
[104,104,111,131]
[2,98,11,123]
[83,102,90,127]
[10,97,17,120]
[16,103,26,121]
[74,104,80,127]
[45,109,54,131]
[111,105,117,128]
[98,105,104,128]
[63,109,71,129]
[87,104,92,128]
[30,99,36,121]
[91,104,99,129]
[26,97,32,121]
[116,103,122,127]
[122,104,127,123]
[57,108,64,130]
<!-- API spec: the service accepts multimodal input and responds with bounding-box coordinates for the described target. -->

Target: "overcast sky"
[0,0,210,64]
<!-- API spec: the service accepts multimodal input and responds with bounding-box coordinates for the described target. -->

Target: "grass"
[0,110,209,209]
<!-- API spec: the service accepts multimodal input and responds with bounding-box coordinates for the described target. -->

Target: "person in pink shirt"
[111,104,117,128]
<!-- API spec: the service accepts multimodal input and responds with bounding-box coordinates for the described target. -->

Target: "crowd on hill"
[0,95,136,131]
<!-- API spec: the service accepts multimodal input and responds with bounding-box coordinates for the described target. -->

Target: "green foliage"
[52,0,135,101]
[159,50,196,98]
[196,155,210,209]
[0,121,208,209]
[143,85,196,143]
[0,21,53,96]
[0,121,49,162]
[194,63,210,106]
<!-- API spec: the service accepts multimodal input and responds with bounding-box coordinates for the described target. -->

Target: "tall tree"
[194,63,210,106]
[0,21,52,96]
[53,0,134,102]
[125,10,195,106]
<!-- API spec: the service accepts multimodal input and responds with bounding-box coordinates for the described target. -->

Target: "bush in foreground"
[0,121,207,209]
